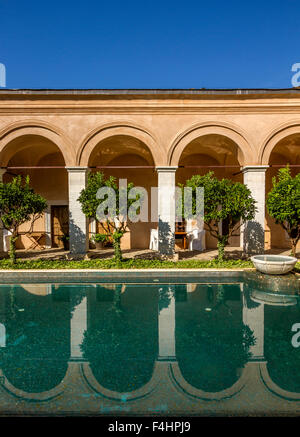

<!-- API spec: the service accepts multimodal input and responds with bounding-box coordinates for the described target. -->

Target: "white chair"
[187,228,206,251]
[3,228,11,252]
[186,219,206,252]
[149,228,158,250]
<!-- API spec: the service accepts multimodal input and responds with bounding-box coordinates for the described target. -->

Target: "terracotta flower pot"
[95,241,104,250]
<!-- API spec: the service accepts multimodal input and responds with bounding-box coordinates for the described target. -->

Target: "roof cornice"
[0,88,300,98]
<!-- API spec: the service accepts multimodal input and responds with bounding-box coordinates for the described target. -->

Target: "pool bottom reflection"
[0,278,299,416]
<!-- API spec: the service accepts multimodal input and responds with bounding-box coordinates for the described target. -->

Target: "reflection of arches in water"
[172,283,300,402]
[259,361,300,401]
[263,295,300,393]
[245,286,300,395]
[169,361,248,401]
[0,285,70,393]
[169,360,300,404]
[1,358,300,413]
[175,283,255,392]
[81,284,158,392]
[0,282,300,410]
[81,360,162,403]
[0,366,65,402]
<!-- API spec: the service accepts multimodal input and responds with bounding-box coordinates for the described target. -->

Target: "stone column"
[156,166,177,255]
[90,218,96,249]
[70,296,87,361]
[158,286,176,361]
[66,167,89,255]
[0,169,6,254]
[90,218,96,236]
[242,166,268,254]
[44,205,52,248]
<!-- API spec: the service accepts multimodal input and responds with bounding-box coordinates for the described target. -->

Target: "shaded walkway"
[10,246,300,262]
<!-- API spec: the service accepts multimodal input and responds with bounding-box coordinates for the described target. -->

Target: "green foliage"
[81,285,157,392]
[78,172,139,261]
[0,257,255,270]
[78,171,137,218]
[0,285,70,392]
[92,233,108,243]
[181,172,256,260]
[177,322,255,391]
[0,175,47,263]
[265,321,300,393]
[176,285,256,391]
[0,175,47,232]
[266,166,300,256]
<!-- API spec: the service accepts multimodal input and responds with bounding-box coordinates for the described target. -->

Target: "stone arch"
[259,121,300,165]
[168,122,254,166]
[77,122,165,166]
[0,120,76,166]
[260,122,300,251]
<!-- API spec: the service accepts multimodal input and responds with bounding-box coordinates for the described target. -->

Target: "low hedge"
[0,258,255,270]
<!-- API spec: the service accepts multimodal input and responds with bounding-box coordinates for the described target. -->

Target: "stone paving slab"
[12,246,297,261]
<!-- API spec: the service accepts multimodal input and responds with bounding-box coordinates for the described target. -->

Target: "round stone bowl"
[251,255,298,275]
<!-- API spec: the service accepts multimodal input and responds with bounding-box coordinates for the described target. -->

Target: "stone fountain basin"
[251,255,298,275]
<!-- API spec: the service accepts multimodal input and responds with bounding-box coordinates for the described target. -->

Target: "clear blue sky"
[1,0,300,89]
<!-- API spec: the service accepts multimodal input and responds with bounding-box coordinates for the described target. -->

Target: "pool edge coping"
[0,268,256,273]
[0,268,256,281]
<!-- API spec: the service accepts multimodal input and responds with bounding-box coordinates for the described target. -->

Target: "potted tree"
[92,233,108,250]
[181,171,256,261]
[78,172,141,262]
[267,165,300,257]
[0,175,47,264]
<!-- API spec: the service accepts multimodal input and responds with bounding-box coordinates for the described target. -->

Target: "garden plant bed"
[0,258,256,270]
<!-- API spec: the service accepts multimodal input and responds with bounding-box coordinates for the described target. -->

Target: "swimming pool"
[0,272,299,416]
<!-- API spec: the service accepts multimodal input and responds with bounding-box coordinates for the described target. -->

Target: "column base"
[248,357,266,363]
[65,253,86,261]
[157,355,177,362]
[69,357,89,363]
[158,253,179,261]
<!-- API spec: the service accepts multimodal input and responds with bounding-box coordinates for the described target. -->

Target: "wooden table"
[175,231,187,250]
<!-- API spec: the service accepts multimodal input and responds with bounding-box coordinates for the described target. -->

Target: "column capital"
[66,166,89,173]
[156,166,178,173]
[242,165,269,173]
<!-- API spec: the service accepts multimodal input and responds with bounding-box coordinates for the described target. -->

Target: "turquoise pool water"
[0,273,299,416]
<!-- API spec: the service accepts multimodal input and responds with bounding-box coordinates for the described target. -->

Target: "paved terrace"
[10,247,298,261]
